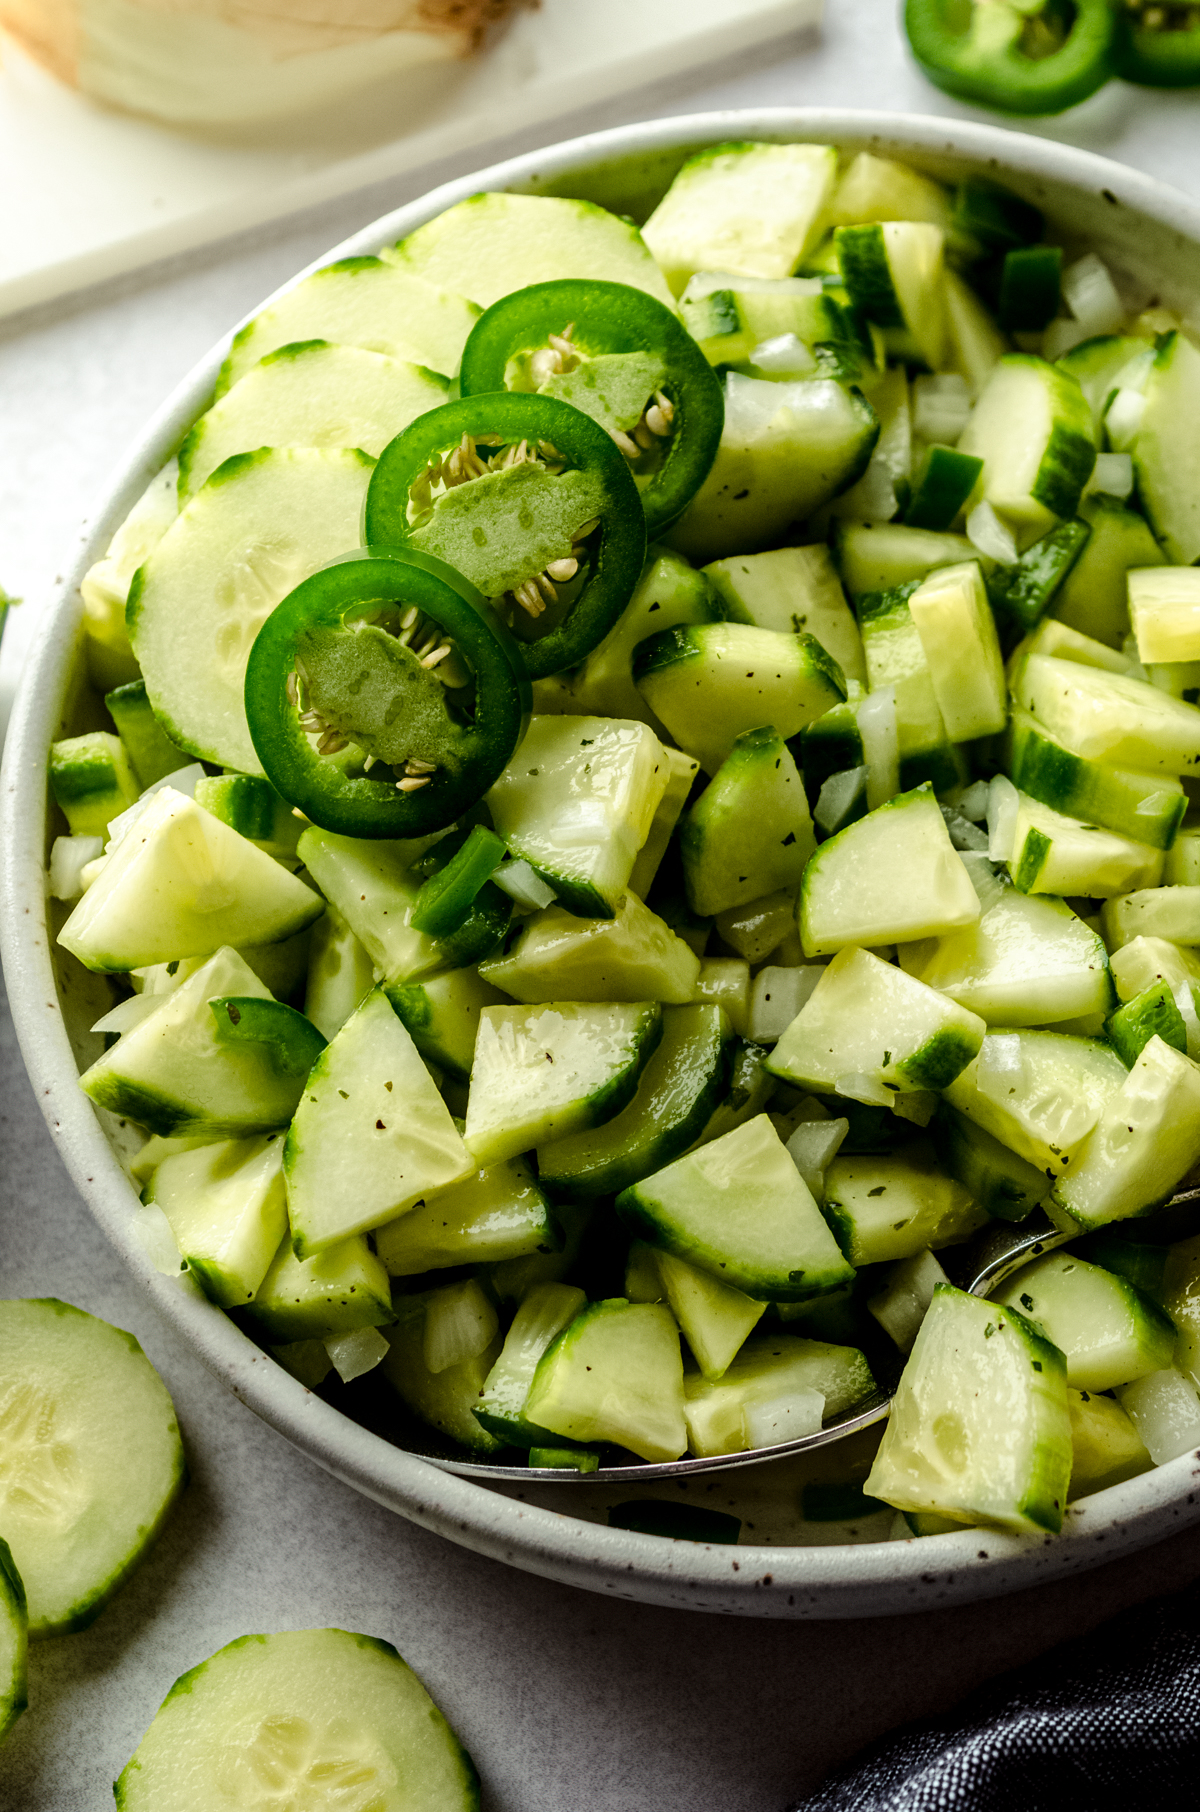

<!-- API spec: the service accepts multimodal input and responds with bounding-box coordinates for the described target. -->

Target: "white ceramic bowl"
[6,108,1200,1620]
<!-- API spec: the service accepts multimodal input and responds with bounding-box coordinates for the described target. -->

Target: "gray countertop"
[4,8,1200,1807]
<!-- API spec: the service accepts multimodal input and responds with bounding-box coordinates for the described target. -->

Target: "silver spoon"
[390,1184,1200,1485]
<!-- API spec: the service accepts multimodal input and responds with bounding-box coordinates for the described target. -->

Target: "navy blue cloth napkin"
[788,1581,1200,1809]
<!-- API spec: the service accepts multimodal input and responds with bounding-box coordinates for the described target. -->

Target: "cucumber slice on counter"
[1133,329,1200,565]
[116,1626,480,1812]
[374,1159,557,1276]
[220,256,481,392]
[523,1299,687,1463]
[247,1235,394,1345]
[80,947,314,1137]
[943,1029,1128,1177]
[390,191,674,311]
[681,725,815,917]
[703,544,866,684]
[386,965,510,1082]
[128,446,372,776]
[634,621,846,776]
[767,945,984,1097]
[146,1133,288,1308]
[1007,708,1185,851]
[1013,652,1200,777]
[907,561,1007,742]
[865,1284,1071,1536]
[683,1333,875,1458]
[284,988,472,1257]
[0,1540,26,1747]
[642,141,837,293]
[303,902,375,1042]
[932,1104,1051,1222]
[616,1113,853,1303]
[857,585,963,794]
[180,342,447,499]
[1008,793,1164,898]
[993,1251,1176,1392]
[1050,1035,1200,1233]
[536,1003,732,1200]
[821,1143,986,1267]
[49,732,140,837]
[1102,885,1200,951]
[478,890,699,1005]
[957,354,1095,534]
[473,1283,588,1448]
[486,715,669,918]
[1051,492,1165,649]
[800,784,980,957]
[834,522,980,602]
[464,1000,662,1166]
[0,1298,185,1637]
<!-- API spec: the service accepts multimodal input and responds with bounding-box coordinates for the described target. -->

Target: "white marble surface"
[5,7,1200,1806]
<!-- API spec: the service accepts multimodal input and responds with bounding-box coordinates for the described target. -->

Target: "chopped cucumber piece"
[748,963,823,1044]
[523,1298,686,1462]
[1110,935,1200,1004]
[899,883,1113,1028]
[651,1247,766,1381]
[715,889,798,963]
[944,268,1007,395]
[0,1299,184,1636]
[1127,566,1200,666]
[868,1248,950,1354]
[1007,707,1185,850]
[821,1143,986,1267]
[903,444,983,532]
[690,956,750,1037]
[464,1000,661,1166]
[1162,1234,1200,1394]
[1167,827,1200,887]
[302,902,376,1042]
[1013,615,1134,675]
[193,774,302,862]
[827,365,912,525]
[379,1295,501,1454]
[994,1252,1176,1392]
[627,747,701,900]
[1013,652,1200,777]
[1133,329,1200,565]
[1102,885,1200,950]
[80,947,311,1137]
[957,354,1095,535]
[865,1284,1071,1536]
[634,621,846,776]
[683,1333,875,1457]
[220,256,481,390]
[385,964,509,1084]
[800,784,980,957]
[284,989,472,1257]
[907,561,1007,741]
[703,544,866,685]
[146,1134,288,1308]
[117,1626,480,1812]
[836,220,947,368]
[681,725,815,916]
[473,1283,588,1448]
[0,1540,26,1746]
[246,1233,393,1344]
[49,731,139,837]
[128,447,372,776]
[1058,333,1147,435]
[1050,1035,1200,1232]
[1050,492,1165,649]
[943,1029,1128,1178]
[834,522,979,602]
[858,585,963,793]
[1067,1388,1151,1498]
[932,1103,1050,1224]
[391,192,674,310]
[375,1158,555,1276]
[487,715,669,918]
[642,141,837,293]
[536,1003,732,1200]
[997,245,1061,333]
[687,1036,775,1151]
[828,152,953,234]
[1108,980,1188,1068]
[479,890,699,1005]
[1009,792,1164,898]
[665,375,878,564]
[616,1114,853,1304]
[181,342,446,498]
[1116,1367,1200,1466]
[768,945,984,1098]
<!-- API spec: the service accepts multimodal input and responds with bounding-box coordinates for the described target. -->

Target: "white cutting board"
[0,0,821,321]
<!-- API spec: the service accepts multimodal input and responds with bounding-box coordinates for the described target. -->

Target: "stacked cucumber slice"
[53,138,1200,1543]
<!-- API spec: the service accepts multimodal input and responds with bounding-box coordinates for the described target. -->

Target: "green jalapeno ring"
[457,278,724,537]
[244,546,531,840]
[363,391,647,681]
[904,0,1114,116]
[1113,4,1200,85]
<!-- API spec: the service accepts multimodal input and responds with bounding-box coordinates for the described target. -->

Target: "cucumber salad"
[46,141,1200,1542]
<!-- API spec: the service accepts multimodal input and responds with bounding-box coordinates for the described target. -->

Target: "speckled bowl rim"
[6,106,1200,1620]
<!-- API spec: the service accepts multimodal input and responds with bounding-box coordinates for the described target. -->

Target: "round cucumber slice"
[115,1627,479,1811]
[0,1299,185,1637]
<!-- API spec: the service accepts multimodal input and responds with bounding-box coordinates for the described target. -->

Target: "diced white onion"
[748,965,823,1045]
[749,333,817,376]
[1117,1368,1200,1465]
[967,500,1019,565]
[856,688,900,811]
[1086,452,1134,499]
[911,371,972,445]
[957,779,991,822]
[986,773,1020,862]
[742,1387,825,1450]
[1104,389,1146,453]
[1062,253,1125,338]
[868,1248,950,1354]
[91,993,163,1037]
[490,859,555,911]
[324,1326,389,1385]
[960,850,1007,913]
[48,834,104,900]
[785,1117,849,1202]
[1174,979,1200,1062]
[422,1278,498,1375]
[79,855,108,892]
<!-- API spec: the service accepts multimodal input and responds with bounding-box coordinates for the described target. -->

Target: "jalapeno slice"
[1113,4,1200,85]
[904,0,1114,115]
[363,392,647,680]
[244,546,531,839]
[457,278,724,537]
